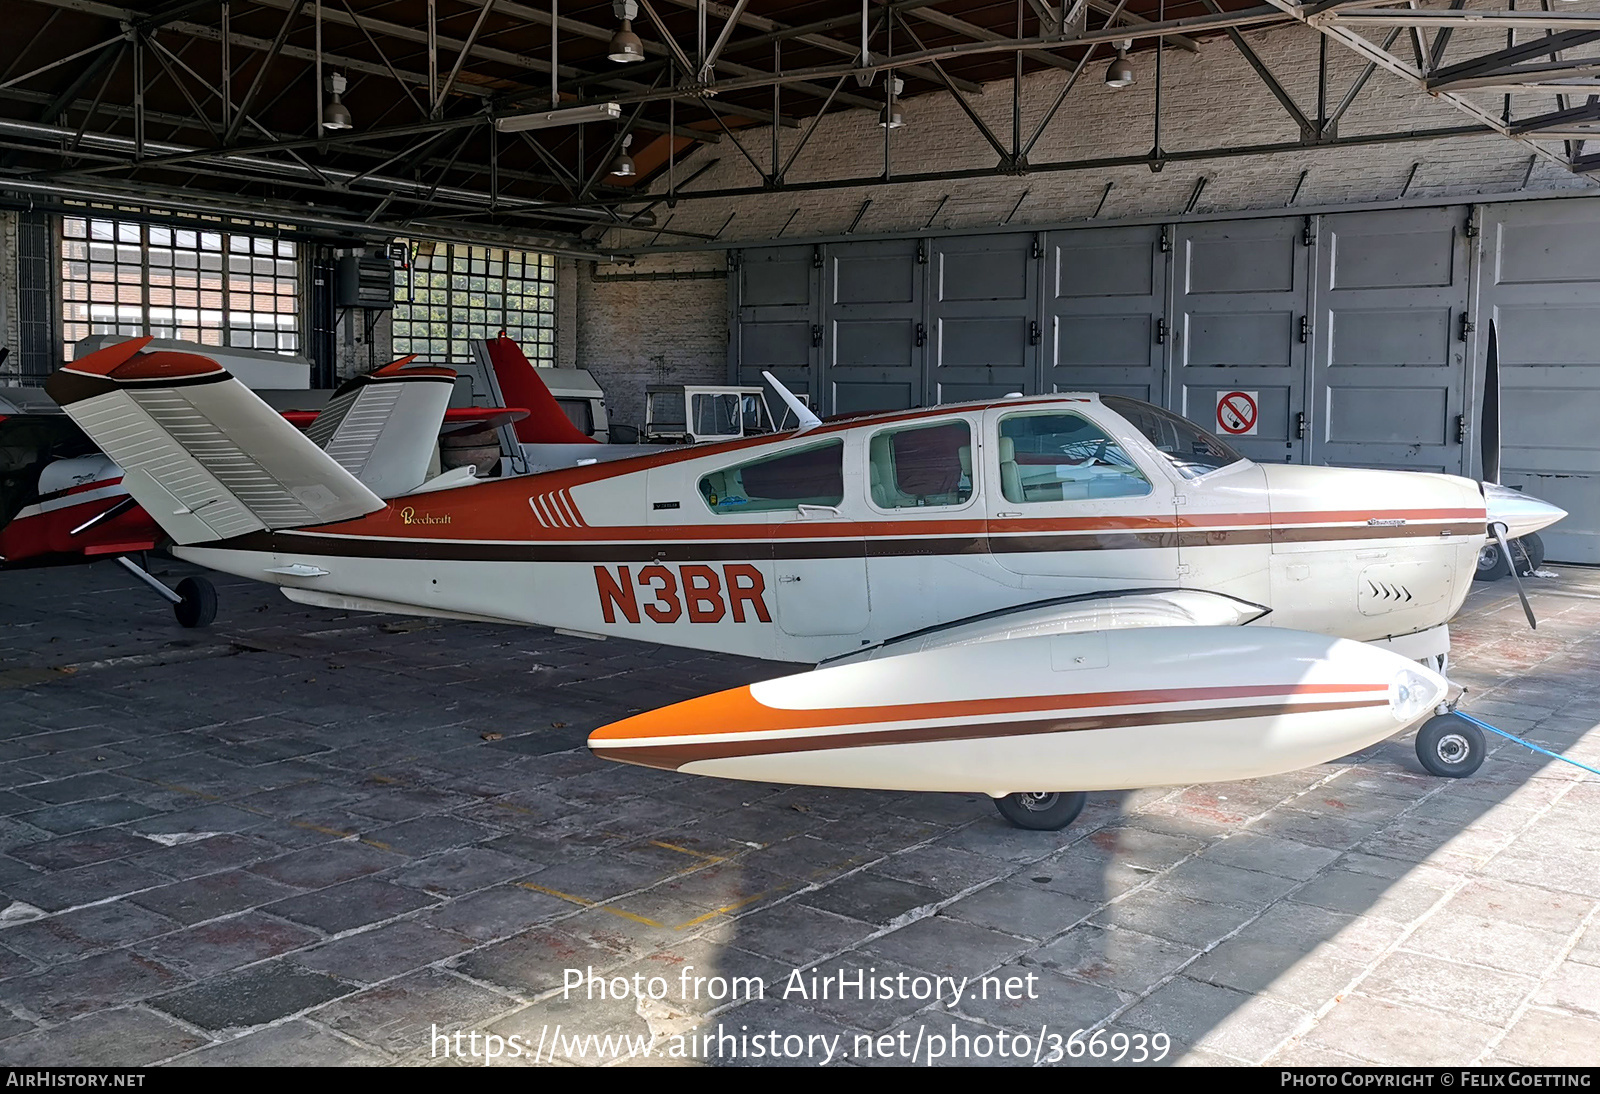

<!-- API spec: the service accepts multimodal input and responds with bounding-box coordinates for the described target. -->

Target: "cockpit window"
[1101,396,1245,480]
[998,413,1152,504]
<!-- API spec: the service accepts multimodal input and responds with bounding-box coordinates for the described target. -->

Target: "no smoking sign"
[1215,390,1259,436]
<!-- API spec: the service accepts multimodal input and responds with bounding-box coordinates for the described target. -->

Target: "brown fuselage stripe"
[201,521,1482,565]
[591,698,1391,772]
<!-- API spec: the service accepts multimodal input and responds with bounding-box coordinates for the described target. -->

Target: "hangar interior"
[0,0,1598,1070]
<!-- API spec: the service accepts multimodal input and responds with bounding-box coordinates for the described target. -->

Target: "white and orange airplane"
[45,337,1566,829]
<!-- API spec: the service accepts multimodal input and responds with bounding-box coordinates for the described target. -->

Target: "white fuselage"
[179,394,1493,664]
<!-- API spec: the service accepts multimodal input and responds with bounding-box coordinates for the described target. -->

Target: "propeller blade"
[1492,522,1537,630]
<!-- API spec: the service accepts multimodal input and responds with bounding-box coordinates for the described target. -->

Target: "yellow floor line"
[674,887,786,931]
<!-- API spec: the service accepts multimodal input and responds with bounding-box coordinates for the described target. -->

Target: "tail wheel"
[1415,713,1486,778]
[993,791,1087,831]
[173,576,218,629]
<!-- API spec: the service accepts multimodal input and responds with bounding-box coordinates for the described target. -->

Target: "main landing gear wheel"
[1475,541,1511,582]
[1415,713,1486,779]
[173,576,218,629]
[994,791,1087,831]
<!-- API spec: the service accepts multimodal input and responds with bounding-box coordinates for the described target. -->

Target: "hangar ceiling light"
[879,76,905,129]
[322,72,353,131]
[610,1,646,63]
[610,133,636,177]
[1105,43,1136,90]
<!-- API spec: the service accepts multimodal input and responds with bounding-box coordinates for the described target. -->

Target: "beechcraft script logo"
[400,507,452,526]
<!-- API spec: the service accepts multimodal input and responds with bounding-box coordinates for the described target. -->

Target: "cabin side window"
[997,412,1153,504]
[698,439,845,515]
[868,420,974,510]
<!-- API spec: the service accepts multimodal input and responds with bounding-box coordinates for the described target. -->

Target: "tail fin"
[483,334,596,445]
[46,340,384,544]
[306,356,456,498]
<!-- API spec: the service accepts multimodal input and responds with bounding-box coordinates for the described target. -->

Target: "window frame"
[697,438,847,518]
[59,215,300,358]
[392,241,556,366]
[864,416,980,514]
[993,408,1157,506]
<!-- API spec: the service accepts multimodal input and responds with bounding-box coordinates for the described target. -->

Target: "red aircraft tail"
[484,334,596,445]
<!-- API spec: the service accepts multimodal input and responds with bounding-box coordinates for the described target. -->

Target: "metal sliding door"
[1478,197,1600,563]
[1042,224,1167,403]
[731,246,819,401]
[925,234,1039,404]
[1173,218,1312,465]
[1310,207,1471,473]
[822,239,923,416]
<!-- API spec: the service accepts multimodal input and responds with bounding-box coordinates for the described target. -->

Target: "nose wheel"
[994,791,1087,831]
[1415,712,1486,778]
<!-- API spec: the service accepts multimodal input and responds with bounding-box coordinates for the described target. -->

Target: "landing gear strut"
[994,791,1087,831]
[114,556,217,628]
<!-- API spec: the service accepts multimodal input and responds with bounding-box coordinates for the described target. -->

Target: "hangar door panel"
[1173,219,1310,464]
[1311,207,1469,474]
[1480,198,1600,563]
[823,239,923,417]
[1043,225,1167,404]
[733,247,818,403]
[927,235,1039,404]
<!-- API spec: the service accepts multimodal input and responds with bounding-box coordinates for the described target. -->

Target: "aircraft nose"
[1483,482,1567,539]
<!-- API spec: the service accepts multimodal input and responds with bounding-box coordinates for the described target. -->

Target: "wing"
[588,623,1447,796]
[821,588,1270,667]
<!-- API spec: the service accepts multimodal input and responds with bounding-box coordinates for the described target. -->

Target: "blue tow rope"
[1453,711,1600,778]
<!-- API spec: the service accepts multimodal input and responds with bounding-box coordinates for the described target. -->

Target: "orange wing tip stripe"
[587,681,1392,744]
[592,697,1394,772]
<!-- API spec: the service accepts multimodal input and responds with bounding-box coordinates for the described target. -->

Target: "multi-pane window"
[392,242,556,366]
[60,216,299,358]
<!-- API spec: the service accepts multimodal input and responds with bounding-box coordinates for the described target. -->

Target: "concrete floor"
[0,558,1597,1067]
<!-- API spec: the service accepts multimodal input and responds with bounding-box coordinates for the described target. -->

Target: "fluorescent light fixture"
[495,102,623,133]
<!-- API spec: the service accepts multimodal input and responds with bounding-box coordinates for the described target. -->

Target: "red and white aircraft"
[44,338,1566,829]
[2,344,529,626]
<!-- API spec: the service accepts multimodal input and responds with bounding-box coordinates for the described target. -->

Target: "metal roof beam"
[656,0,983,94]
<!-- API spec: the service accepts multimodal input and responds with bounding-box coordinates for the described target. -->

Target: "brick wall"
[574,253,731,432]
[0,212,16,383]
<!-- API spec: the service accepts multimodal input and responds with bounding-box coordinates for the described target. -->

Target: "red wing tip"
[68,336,156,376]
[373,354,420,375]
[109,351,227,381]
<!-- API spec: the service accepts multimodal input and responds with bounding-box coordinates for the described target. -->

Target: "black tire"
[1415,713,1486,778]
[173,576,218,628]
[1512,533,1545,576]
[993,791,1087,831]
[1475,541,1511,582]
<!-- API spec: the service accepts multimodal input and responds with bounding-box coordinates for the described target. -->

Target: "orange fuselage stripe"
[589,681,1390,742]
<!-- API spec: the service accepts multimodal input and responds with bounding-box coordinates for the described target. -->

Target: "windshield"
[1101,396,1245,479]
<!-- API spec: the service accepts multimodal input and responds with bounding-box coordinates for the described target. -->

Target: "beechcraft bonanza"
[44,338,1567,829]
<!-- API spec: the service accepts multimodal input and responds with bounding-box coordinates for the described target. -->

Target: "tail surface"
[482,334,596,445]
[306,356,456,498]
[45,338,384,545]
